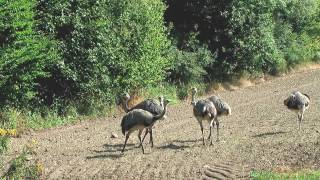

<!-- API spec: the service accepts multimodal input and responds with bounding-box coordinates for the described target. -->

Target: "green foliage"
[0,108,24,129]
[251,170,320,180]
[166,33,215,85]
[0,136,9,155]
[37,0,170,100]
[93,0,171,92]
[36,0,113,105]
[176,86,189,100]
[166,0,320,76]
[142,83,178,104]
[1,0,170,118]
[0,0,320,130]
[0,0,60,108]
[231,0,286,75]
[274,0,320,68]
[25,110,76,130]
[165,0,234,79]
[231,0,320,74]
[3,145,41,179]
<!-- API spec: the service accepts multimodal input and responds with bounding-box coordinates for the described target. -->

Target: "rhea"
[121,98,170,154]
[207,95,231,141]
[191,87,217,145]
[284,91,310,130]
[122,93,164,147]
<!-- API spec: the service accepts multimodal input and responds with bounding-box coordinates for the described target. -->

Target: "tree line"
[0,0,319,114]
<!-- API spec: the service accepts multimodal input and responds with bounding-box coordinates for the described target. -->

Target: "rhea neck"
[191,91,197,106]
[153,102,168,120]
[124,97,131,113]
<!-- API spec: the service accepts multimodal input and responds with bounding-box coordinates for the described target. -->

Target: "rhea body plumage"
[284,91,310,130]
[207,95,231,141]
[191,87,217,145]
[122,93,164,147]
[121,98,170,154]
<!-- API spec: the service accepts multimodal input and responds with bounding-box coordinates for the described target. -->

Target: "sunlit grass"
[251,170,320,180]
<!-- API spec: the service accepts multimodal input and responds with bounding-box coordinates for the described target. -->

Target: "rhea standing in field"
[191,87,217,145]
[120,98,170,154]
[122,93,165,147]
[207,95,231,141]
[284,91,310,130]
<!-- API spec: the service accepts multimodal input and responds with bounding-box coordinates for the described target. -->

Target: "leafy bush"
[274,0,320,68]
[166,33,215,85]
[165,0,320,77]
[165,0,235,80]
[93,0,171,92]
[37,0,170,101]
[1,0,170,117]
[0,0,320,130]
[230,0,287,75]
[0,0,60,108]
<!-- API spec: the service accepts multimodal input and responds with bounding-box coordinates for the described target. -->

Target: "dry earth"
[1,69,320,179]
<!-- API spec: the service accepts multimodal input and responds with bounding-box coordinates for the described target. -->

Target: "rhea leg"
[199,121,205,145]
[138,130,144,154]
[209,120,215,145]
[215,119,220,142]
[141,128,153,147]
[140,129,149,147]
[149,128,154,148]
[299,112,304,131]
[298,107,305,130]
[121,131,132,153]
[208,120,214,140]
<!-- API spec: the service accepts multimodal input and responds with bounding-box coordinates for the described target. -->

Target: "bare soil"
[2,69,320,179]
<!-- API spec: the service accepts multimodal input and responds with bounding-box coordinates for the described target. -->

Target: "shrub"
[166,33,215,85]
[0,0,60,108]
[1,0,171,116]
[165,0,320,78]
[230,0,287,75]
[37,0,170,102]
[93,0,171,93]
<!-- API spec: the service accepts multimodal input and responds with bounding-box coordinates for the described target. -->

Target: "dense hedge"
[165,0,320,79]
[0,0,60,108]
[1,0,170,110]
[0,0,320,113]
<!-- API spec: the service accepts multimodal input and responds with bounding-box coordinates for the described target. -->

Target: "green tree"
[0,0,60,108]
[93,0,170,92]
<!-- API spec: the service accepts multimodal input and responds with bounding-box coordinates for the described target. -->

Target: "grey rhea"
[120,98,170,154]
[207,95,231,141]
[284,91,310,130]
[191,87,217,145]
[122,93,165,147]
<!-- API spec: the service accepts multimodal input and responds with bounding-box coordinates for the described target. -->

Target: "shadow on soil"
[86,143,136,159]
[157,139,203,150]
[157,143,190,150]
[252,131,288,138]
[86,153,123,159]
[103,143,136,152]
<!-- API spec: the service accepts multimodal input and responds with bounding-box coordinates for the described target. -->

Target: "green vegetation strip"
[251,170,320,180]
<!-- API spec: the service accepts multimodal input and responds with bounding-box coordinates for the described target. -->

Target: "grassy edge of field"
[250,170,320,180]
